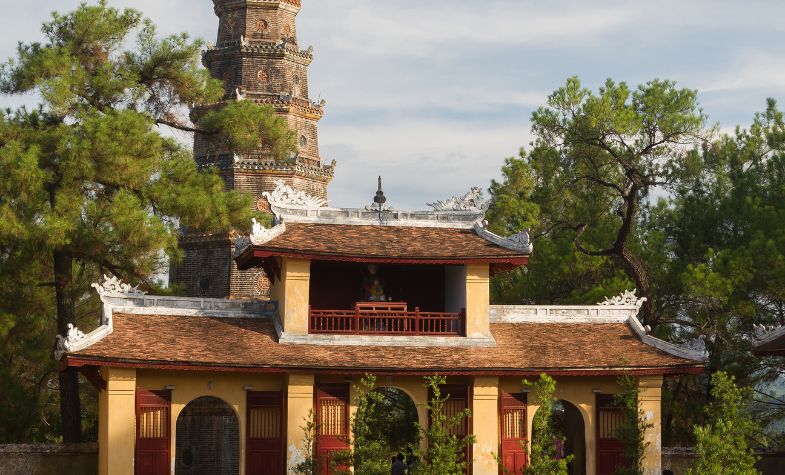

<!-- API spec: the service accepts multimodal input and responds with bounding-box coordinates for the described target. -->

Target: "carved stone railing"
[309,303,465,336]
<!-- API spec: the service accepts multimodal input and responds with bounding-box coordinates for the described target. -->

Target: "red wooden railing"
[309,302,465,336]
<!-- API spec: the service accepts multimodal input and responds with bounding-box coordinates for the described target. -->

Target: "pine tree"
[0,0,295,442]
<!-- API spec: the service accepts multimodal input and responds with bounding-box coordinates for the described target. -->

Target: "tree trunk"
[619,246,653,326]
[54,249,82,443]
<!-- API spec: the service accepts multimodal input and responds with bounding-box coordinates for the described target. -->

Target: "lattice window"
[599,407,625,439]
[139,406,169,439]
[503,407,527,439]
[444,399,467,436]
[249,406,281,439]
[319,399,346,436]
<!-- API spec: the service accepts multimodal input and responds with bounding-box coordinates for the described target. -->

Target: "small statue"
[363,264,386,301]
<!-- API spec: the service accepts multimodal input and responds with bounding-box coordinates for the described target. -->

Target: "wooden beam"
[78,365,107,391]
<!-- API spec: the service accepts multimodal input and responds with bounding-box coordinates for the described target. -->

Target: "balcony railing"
[309,302,465,336]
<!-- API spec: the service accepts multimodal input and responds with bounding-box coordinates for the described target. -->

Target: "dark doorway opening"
[176,396,240,475]
[551,400,586,475]
[369,387,420,453]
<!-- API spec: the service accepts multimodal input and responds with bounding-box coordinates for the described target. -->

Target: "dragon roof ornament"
[427,187,490,213]
[54,324,87,360]
[473,223,533,253]
[753,324,784,341]
[91,275,147,298]
[598,289,647,309]
[235,218,287,254]
[263,179,328,210]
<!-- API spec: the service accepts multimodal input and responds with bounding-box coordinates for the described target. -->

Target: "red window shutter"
[135,389,171,475]
[246,391,285,475]
[500,391,528,474]
[315,384,349,475]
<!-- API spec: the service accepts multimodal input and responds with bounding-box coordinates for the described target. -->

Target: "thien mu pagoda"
[54,2,707,475]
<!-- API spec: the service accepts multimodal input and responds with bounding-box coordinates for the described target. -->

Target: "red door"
[500,391,528,474]
[316,384,350,475]
[135,389,171,475]
[596,394,627,475]
[431,384,472,474]
[247,391,285,475]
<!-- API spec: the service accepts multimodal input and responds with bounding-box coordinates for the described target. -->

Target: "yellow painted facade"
[96,368,663,475]
[273,258,311,335]
[472,376,500,475]
[638,376,664,475]
[465,264,491,338]
[98,367,137,475]
[286,373,315,472]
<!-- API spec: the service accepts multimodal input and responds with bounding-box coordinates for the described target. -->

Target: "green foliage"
[524,374,572,475]
[686,372,761,475]
[292,410,319,475]
[613,376,651,475]
[332,374,391,475]
[412,376,474,475]
[0,0,295,441]
[490,76,708,324]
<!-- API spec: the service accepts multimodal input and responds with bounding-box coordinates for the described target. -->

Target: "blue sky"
[2,0,785,208]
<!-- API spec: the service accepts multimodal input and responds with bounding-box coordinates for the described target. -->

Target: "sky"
[1,0,785,209]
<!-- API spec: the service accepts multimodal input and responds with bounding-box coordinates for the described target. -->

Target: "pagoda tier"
[171,0,333,299]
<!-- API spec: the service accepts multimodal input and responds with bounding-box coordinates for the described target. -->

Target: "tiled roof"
[66,313,702,374]
[246,223,527,261]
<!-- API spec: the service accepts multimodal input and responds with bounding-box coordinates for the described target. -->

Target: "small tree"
[413,375,475,475]
[613,376,652,475]
[293,410,319,475]
[686,372,761,475]
[332,374,390,475]
[524,374,571,475]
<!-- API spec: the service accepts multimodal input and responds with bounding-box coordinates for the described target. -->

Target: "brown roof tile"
[251,223,527,261]
[68,313,701,374]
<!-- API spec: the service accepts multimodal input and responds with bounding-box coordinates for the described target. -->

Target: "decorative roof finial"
[373,176,387,208]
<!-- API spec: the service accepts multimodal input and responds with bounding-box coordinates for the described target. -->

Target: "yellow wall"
[275,258,311,335]
[286,373,315,473]
[472,376,500,475]
[136,370,285,475]
[639,376,663,475]
[98,367,137,475]
[465,264,491,338]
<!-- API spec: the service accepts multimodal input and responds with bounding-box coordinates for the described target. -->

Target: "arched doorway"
[176,396,240,475]
[551,400,586,475]
[370,387,420,453]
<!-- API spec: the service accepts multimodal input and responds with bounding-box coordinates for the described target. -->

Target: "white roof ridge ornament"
[752,323,785,346]
[235,218,287,254]
[473,222,533,253]
[91,274,147,298]
[263,179,328,210]
[627,316,708,362]
[598,289,647,310]
[427,187,490,213]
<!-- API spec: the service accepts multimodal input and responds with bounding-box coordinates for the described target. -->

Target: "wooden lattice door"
[247,391,284,475]
[500,391,528,474]
[430,384,472,474]
[596,394,627,475]
[135,389,171,475]
[316,384,349,475]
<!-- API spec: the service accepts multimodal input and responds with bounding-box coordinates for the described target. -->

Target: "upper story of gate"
[233,180,532,345]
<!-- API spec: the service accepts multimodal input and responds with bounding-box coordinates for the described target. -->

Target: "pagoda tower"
[170,0,334,299]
